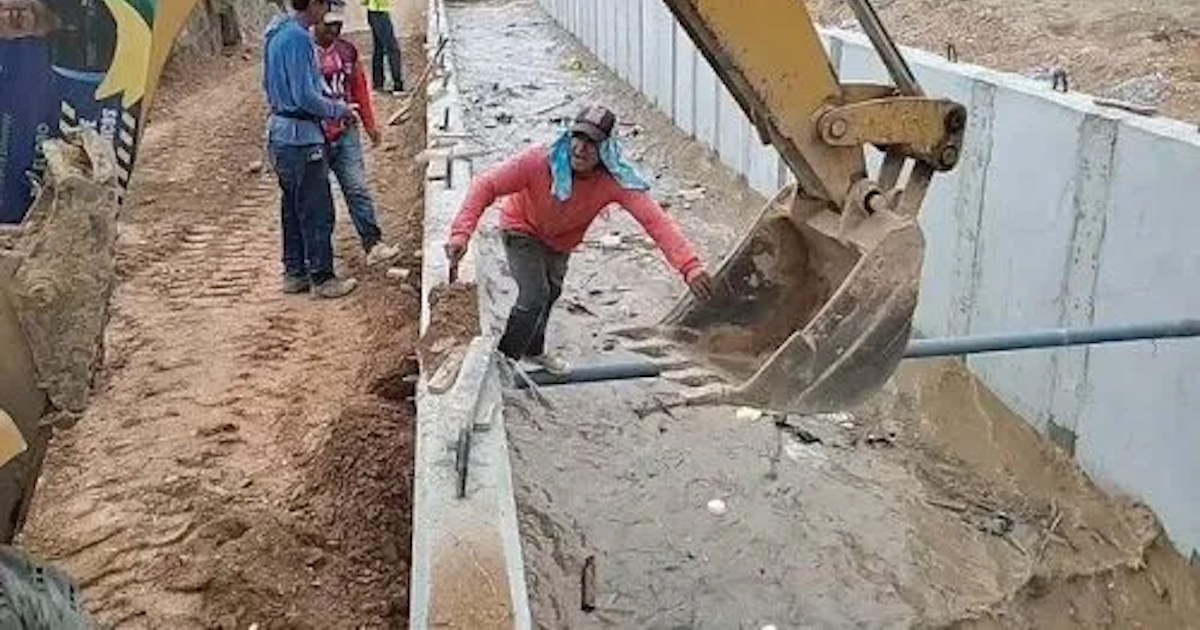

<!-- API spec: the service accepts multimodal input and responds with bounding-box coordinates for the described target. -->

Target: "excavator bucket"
[610,0,963,413]
[618,183,924,414]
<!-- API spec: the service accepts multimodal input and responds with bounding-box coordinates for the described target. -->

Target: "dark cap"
[570,105,616,143]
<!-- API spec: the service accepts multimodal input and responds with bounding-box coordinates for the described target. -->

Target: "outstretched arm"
[615,188,714,299]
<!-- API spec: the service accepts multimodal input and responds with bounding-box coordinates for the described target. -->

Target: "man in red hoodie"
[445,105,714,374]
[314,10,401,266]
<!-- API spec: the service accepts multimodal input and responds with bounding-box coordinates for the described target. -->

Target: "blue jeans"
[367,10,404,91]
[327,127,383,252]
[270,142,337,283]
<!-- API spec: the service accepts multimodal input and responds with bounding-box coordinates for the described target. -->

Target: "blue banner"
[1,0,157,224]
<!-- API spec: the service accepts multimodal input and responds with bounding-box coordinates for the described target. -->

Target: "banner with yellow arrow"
[0,0,202,223]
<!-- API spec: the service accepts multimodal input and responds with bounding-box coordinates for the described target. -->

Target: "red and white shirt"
[316,38,378,142]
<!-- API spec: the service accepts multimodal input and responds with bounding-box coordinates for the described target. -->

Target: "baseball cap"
[324,7,346,23]
[570,105,616,143]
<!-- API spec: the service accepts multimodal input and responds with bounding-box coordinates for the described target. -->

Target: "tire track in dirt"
[15,10,429,624]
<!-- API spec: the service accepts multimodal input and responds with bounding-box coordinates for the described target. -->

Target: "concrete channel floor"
[442,1,1200,627]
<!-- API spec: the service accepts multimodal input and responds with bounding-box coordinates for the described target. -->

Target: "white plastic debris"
[677,186,707,202]
[386,267,411,280]
[735,407,764,422]
[762,625,778,630]
[599,234,622,248]
[706,498,728,516]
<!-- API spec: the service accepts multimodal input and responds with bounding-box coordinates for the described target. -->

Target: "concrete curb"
[409,0,532,627]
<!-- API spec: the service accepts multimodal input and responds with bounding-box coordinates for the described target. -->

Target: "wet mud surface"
[447,1,1200,628]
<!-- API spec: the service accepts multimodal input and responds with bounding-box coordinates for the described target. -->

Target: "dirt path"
[15,4,427,627]
[812,0,1200,120]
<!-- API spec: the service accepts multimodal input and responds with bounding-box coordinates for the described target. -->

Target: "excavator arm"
[619,0,967,413]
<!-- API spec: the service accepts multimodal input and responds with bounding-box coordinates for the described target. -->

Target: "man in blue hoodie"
[263,0,358,298]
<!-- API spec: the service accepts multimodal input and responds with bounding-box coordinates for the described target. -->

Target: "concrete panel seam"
[952,80,996,337]
[1047,113,1117,435]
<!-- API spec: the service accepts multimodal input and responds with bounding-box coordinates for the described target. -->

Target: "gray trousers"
[498,231,569,359]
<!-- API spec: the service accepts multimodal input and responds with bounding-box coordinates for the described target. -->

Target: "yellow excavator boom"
[619,0,967,413]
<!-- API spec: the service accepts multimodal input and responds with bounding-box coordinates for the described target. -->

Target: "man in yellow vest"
[363,0,405,94]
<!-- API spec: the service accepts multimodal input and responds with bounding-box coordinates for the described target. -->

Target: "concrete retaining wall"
[537,0,1200,562]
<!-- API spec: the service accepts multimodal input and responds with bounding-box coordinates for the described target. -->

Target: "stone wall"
[172,0,285,60]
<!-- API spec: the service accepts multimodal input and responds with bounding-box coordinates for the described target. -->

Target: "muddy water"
[445,1,1200,628]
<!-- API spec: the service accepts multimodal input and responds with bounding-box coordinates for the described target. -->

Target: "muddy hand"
[688,270,716,301]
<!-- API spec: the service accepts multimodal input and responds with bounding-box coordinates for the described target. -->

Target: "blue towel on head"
[549,129,650,202]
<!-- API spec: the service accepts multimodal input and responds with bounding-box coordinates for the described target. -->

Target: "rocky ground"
[813,0,1200,120]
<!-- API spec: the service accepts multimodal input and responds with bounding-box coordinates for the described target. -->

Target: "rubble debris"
[1100,72,1172,107]
[564,299,595,316]
[597,234,622,249]
[385,267,411,281]
[581,555,597,612]
[564,56,586,73]
[676,186,706,203]
[735,407,764,422]
[864,432,895,447]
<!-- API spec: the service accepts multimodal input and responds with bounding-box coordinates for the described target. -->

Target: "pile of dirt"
[302,281,424,626]
[419,282,481,371]
[888,360,1200,628]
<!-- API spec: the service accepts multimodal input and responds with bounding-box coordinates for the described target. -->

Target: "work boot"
[312,277,358,299]
[524,353,570,376]
[282,274,310,294]
[366,242,401,266]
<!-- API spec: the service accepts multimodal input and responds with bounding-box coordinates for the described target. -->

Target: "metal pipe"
[903,319,1200,358]
[513,319,1200,388]
[514,361,663,388]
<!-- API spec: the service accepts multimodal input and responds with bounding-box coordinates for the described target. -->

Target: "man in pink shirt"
[445,105,714,374]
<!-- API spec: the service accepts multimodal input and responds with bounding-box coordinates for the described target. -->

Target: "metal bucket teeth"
[660,367,724,388]
[647,354,695,371]
[623,338,675,358]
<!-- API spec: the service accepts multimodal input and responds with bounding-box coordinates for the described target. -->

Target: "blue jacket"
[263,14,350,146]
